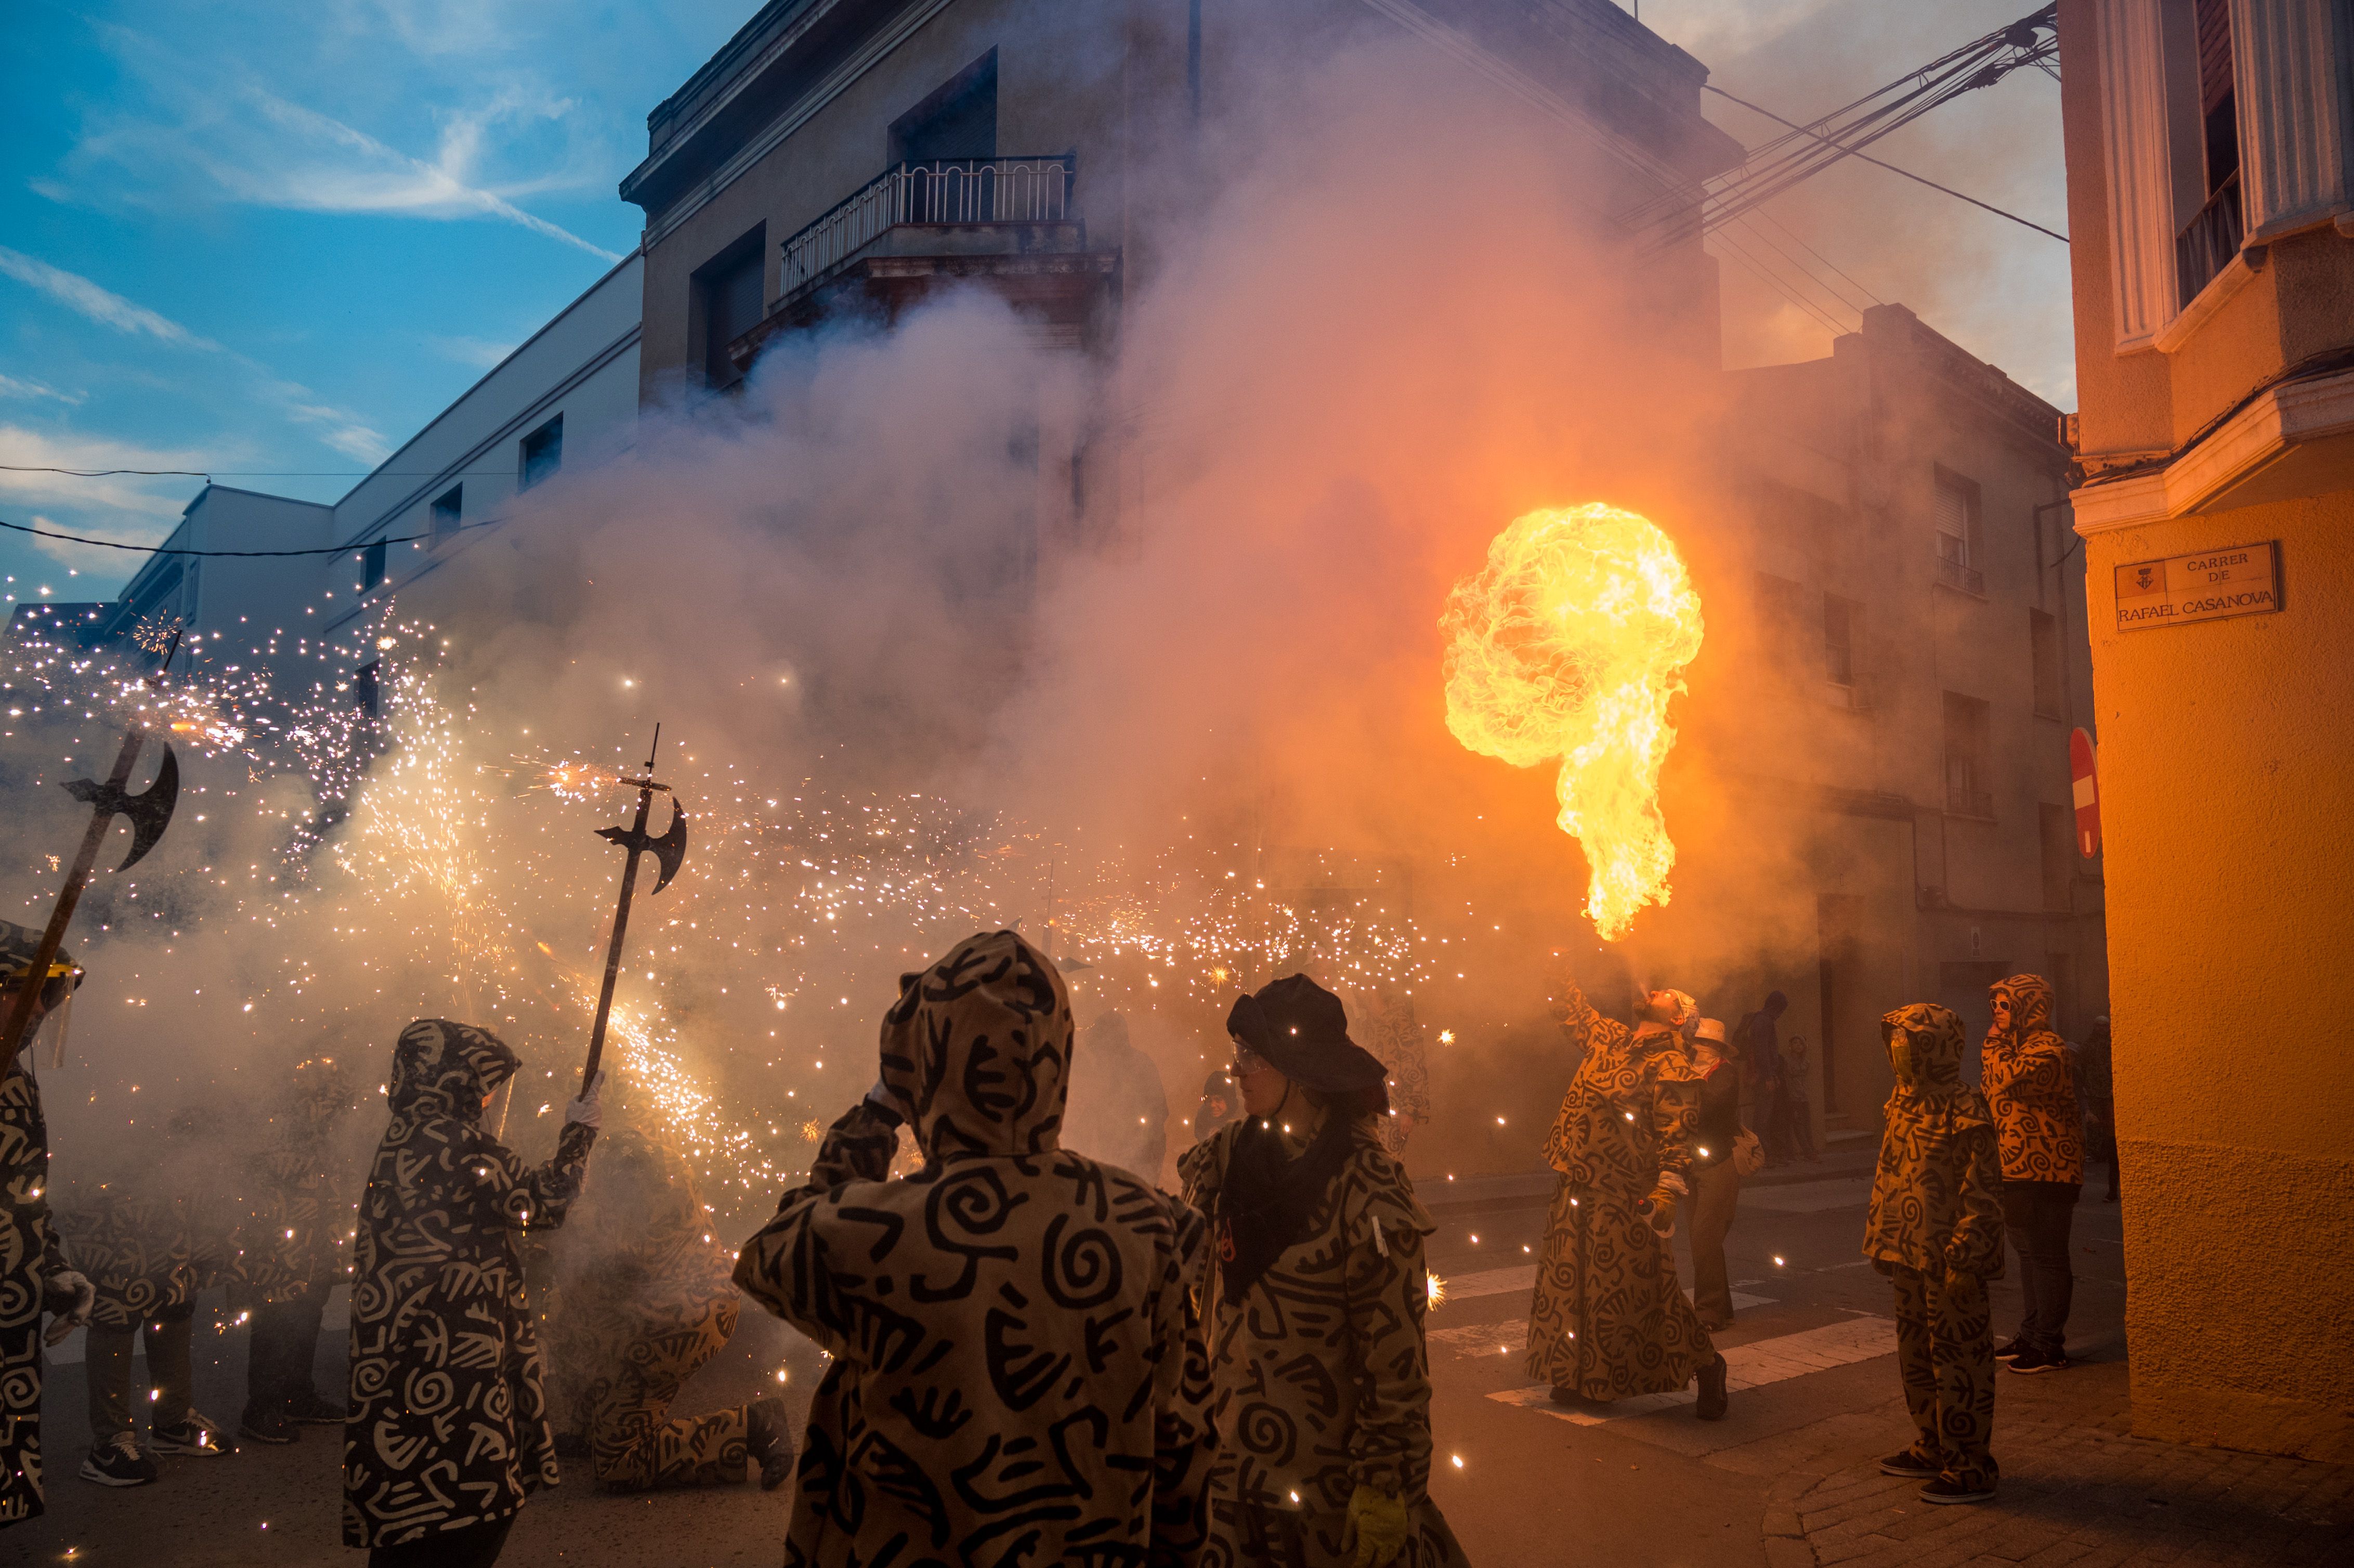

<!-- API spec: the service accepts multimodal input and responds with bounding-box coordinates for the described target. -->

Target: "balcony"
[730,155,1114,370]
[1933,554,1985,595]
[2175,171,2244,310]
[1945,784,1995,820]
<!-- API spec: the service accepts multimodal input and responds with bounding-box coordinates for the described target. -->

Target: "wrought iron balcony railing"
[1934,554,1984,595]
[2176,171,2244,309]
[780,155,1077,298]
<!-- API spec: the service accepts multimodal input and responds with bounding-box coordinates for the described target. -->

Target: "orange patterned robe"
[1981,975,2083,1184]
[1524,986,1714,1399]
[1866,1003,2006,1492]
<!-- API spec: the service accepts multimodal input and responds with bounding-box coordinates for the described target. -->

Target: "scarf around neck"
[1215,1102,1357,1304]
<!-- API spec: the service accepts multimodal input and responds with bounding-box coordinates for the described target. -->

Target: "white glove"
[43,1269,95,1345]
[563,1071,604,1130]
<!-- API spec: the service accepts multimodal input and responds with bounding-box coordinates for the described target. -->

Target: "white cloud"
[0,374,85,406]
[0,425,208,571]
[0,247,393,468]
[425,334,517,370]
[222,86,617,262]
[0,246,219,350]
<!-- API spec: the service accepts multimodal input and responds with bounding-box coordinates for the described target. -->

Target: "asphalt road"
[9,1154,2129,1567]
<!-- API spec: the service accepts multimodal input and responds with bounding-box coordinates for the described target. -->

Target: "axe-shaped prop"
[579,724,688,1092]
[0,632,184,1080]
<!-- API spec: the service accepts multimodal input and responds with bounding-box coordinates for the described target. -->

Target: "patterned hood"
[1990,973,2055,1040]
[878,930,1068,1160]
[387,1018,518,1125]
[1882,1003,1968,1093]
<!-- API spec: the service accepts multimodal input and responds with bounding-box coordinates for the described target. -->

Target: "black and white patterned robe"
[734,930,1216,1568]
[343,1020,595,1548]
[0,1062,66,1529]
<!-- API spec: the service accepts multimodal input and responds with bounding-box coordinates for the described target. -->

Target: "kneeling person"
[542,1128,791,1492]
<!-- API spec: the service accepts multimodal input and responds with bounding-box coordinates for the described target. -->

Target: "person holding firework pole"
[342,1022,600,1565]
[0,922,97,1529]
[1865,1004,2006,1504]
[1525,980,1727,1418]
[1181,974,1466,1567]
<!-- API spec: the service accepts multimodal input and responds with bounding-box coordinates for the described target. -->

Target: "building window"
[361,541,386,594]
[2030,608,2063,718]
[1943,692,1992,818]
[520,415,564,489]
[431,485,462,546]
[1933,468,1983,593]
[1824,593,1858,686]
[2177,0,2244,306]
[2040,802,2074,911]
[694,226,766,390]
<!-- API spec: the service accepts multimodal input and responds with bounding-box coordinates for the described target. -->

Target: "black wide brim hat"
[1225,974,1388,1094]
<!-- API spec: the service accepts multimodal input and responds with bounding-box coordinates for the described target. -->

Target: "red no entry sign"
[2070,727,2100,857]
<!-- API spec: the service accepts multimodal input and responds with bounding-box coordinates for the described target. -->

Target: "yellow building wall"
[2083,492,2354,1464]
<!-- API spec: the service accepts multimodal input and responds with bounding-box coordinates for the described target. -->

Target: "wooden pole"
[0,727,145,1081]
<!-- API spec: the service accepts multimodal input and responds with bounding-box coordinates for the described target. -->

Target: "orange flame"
[1441,503,1704,940]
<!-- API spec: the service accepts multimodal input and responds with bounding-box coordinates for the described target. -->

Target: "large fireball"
[1441,503,1704,940]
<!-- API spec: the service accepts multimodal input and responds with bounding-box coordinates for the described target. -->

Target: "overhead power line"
[0,513,504,558]
[1632,4,2063,245]
[1702,83,2068,244]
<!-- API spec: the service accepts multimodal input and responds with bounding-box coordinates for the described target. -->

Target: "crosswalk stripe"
[1484,1314,1898,1424]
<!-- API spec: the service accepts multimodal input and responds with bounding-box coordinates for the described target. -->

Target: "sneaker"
[1878,1449,1940,1479]
[81,1432,159,1487]
[284,1389,347,1425]
[1919,1476,1997,1504]
[747,1396,795,1493]
[150,1411,231,1456]
[2008,1345,2070,1375]
[1992,1338,2027,1363]
[239,1403,298,1446]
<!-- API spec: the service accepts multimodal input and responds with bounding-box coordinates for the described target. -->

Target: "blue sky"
[0,0,752,598]
[0,0,2075,604]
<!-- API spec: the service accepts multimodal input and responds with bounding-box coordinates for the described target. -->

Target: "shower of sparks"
[2,600,1474,1227]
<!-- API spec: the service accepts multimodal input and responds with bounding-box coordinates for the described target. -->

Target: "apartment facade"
[1710,304,2102,1146]
[619,0,1743,401]
[2055,0,2354,1462]
[90,252,644,674]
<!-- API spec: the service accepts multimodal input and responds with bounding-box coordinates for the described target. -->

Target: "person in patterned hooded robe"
[1865,1003,2006,1505]
[66,1104,239,1481]
[539,1126,792,1493]
[236,1051,362,1445]
[734,929,1215,1568]
[343,1021,600,1567]
[0,922,97,1528]
[1980,973,2083,1374]
[1181,974,1466,1568]
[1524,982,1727,1417]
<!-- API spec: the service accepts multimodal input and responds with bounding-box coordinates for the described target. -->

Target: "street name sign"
[2114,541,2280,631]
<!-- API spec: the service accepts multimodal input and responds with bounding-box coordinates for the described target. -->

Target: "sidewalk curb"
[1762,1462,1830,1567]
